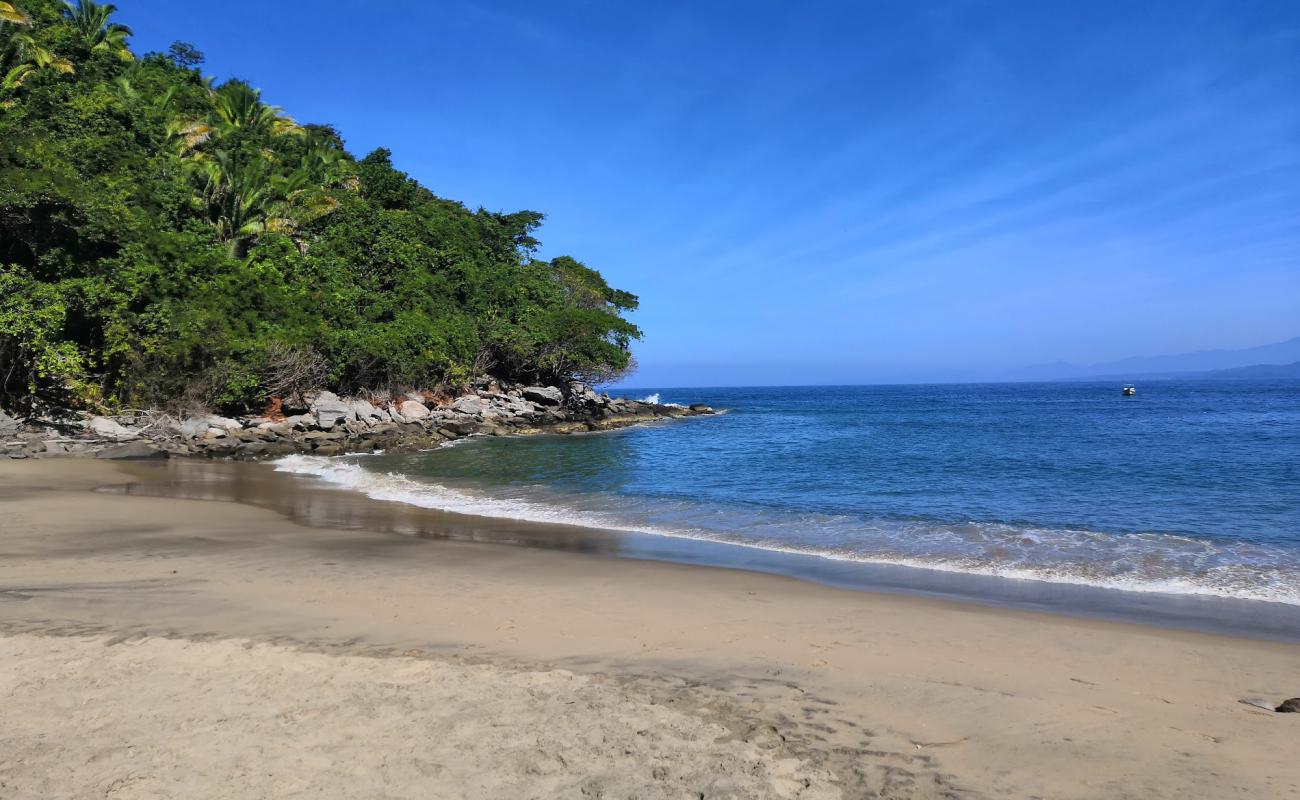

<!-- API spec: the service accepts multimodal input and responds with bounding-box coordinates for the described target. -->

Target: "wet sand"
[1,459,1298,799]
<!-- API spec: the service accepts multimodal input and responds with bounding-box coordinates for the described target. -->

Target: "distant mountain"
[1023,336,1300,381]
[1064,360,1300,383]
[1200,361,1300,380]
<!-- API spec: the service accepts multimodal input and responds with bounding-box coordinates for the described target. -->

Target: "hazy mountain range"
[1023,336,1300,382]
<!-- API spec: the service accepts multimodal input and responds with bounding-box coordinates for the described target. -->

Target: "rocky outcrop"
[0,382,715,461]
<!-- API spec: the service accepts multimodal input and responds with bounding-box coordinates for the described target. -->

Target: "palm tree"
[1,1,73,98]
[61,0,132,61]
[2,35,73,89]
[172,82,336,257]
[190,150,322,259]
[209,81,302,138]
[167,82,302,158]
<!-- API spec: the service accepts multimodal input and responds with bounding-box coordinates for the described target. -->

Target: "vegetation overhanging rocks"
[2,0,645,418]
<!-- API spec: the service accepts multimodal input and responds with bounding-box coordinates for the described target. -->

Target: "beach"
[2,458,1298,799]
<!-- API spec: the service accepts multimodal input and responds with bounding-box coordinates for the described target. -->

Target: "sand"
[1,459,1297,799]
[1,633,841,799]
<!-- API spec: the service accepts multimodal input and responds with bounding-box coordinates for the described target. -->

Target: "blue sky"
[120,1,1299,386]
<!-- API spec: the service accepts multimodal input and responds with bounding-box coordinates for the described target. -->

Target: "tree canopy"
[0,0,640,411]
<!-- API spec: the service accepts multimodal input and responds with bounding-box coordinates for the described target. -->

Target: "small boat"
[1122,385,1136,396]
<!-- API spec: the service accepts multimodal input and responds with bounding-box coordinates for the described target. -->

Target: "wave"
[272,454,1300,606]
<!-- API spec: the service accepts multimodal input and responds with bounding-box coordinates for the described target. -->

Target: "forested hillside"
[0,0,640,412]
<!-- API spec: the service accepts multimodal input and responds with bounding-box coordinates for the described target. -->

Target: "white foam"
[639,393,661,404]
[272,455,1300,607]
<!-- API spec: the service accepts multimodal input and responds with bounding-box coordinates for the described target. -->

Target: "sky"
[119,0,1300,386]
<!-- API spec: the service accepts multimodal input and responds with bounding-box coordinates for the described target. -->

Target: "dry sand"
[1,459,1297,799]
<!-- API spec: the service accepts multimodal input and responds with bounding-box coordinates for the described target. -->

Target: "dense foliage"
[0,0,640,411]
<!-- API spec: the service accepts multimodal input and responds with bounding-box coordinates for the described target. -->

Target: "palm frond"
[0,1,29,25]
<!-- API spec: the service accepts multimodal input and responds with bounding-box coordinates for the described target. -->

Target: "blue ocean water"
[276,381,1300,604]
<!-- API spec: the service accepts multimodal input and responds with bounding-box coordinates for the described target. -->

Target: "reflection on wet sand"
[106,459,633,556]
[103,458,1300,643]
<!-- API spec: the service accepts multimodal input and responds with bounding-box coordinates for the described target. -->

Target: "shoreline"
[3,458,1300,798]
[126,455,1300,643]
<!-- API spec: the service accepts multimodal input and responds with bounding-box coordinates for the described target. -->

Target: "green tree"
[0,0,642,411]
[60,0,131,60]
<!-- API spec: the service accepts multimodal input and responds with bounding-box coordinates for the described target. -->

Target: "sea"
[273,381,1300,627]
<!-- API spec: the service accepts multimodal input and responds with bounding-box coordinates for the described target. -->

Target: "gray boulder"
[208,415,242,431]
[284,414,315,430]
[87,416,139,441]
[397,400,431,421]
[347,398,388,424]
[312,391,356,429]
[451,395,485,415]
[521,386,563,406]
[483,394,536,418]
[178,417,210,439]
[0,410,18,436]
[567,382,600,404]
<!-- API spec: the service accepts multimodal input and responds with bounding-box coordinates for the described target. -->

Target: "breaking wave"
[273,454,1300,606]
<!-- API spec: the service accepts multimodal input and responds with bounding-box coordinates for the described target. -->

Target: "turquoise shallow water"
[276,381,1300,605]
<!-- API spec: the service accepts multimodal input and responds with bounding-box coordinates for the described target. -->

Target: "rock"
[341,419,371,436]
[1278,698,1300,713]
[0,410,18,436]
[312,391,356,429]
[201,443,237,458]
[179,415,240,438]
[87,416,139,441]
[178,417,209,439]
[95,441,166,460]
[450,395,485,415]
[483,395,536,419]
[284,414,314,430]
[440,420,479,436]
[237,441,269,456]
[303,431,344,441]
[520,386,563,406]
[689,404,712,413]
[398,400,431,421]
[551,421,593,434]
[348,399,389,423]
[567,382,601,406]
